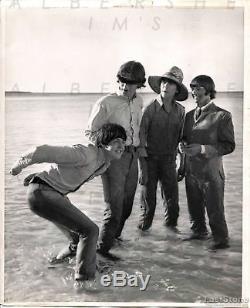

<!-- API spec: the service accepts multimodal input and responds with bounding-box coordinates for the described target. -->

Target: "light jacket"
[13,144,110,195]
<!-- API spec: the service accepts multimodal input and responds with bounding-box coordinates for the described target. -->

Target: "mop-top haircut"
[190,75,216,99]
[95,123,127,147]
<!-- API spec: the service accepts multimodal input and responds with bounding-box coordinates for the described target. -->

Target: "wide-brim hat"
[148,66,188,101]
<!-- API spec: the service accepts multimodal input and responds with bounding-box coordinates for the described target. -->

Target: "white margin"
[0,2,6,306]
[1,0,249,307]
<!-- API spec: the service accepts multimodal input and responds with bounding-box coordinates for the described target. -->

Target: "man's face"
[117,80,138,100]
[190,83,208,105]
[104,138,126,160]
[160,78,178,100]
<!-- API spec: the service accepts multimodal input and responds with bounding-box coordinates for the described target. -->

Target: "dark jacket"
[139,96,185,157]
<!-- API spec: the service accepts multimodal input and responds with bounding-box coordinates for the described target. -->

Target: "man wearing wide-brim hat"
[138,66,188,232]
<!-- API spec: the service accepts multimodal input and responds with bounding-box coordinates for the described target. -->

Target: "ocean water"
[4,92,243,303]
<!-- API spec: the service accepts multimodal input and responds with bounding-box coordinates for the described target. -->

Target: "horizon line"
[5,90,244,96]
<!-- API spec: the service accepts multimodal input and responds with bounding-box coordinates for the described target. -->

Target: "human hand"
[182,144,201,157]
[9,163,22,176]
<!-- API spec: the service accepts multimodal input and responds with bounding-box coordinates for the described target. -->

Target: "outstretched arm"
[10,144,87,176]
[10,150,34,175]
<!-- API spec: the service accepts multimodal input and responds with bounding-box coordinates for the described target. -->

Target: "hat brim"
[148,76,188,101]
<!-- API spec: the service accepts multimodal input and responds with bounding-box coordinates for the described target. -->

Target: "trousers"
[27,182,99,279]
[185,173,228,243]
[138,155,179,231]
[98,150,138,252]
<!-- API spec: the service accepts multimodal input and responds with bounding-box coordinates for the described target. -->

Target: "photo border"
[1,0,249,306]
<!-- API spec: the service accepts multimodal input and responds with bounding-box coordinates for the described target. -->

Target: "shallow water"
[4,92,243,303]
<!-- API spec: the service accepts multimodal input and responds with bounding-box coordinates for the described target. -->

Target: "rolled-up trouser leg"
[27,183,98,279]
[185,175,207,233]
[159,159,179,227]
[115,153,138,238]
[138,158,158,231]
[99,154,129,252]
[205,176,228,243]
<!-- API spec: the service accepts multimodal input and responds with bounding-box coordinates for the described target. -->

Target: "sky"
[4,6,243,93]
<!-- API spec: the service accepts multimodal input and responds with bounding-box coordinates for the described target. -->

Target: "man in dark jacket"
[180,75,235,250]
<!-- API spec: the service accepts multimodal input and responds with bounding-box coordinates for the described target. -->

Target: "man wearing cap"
[179,75,235,250]
[86,61,146,258]
[138,66,188,232]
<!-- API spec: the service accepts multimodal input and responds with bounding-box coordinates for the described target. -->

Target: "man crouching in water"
[10,124,126,281]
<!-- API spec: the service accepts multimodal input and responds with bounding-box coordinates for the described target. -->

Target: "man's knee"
[79,223,99,242]
[27,185,43,213]
[89,223,99,238]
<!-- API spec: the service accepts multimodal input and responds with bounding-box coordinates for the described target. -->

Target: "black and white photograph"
[1,0,249,306]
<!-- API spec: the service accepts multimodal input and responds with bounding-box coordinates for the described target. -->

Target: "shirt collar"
[198,101,213,111]
[156,94,163,106]
[156,95,175,113]
[116,91,137,101]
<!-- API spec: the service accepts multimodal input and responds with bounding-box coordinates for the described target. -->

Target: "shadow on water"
[4,92,243,303]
